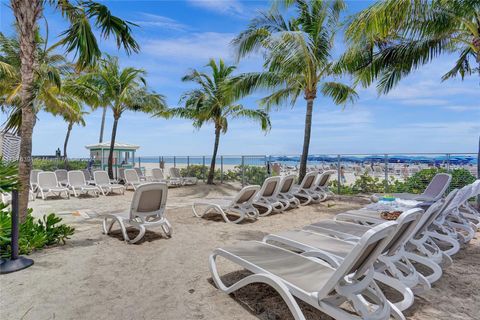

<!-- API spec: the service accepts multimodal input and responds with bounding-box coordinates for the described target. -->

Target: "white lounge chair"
[292,171,321,205]
[253,176,285,216]
[102,182,172,243]
[264,208,426,311]
[192,185,260,223]
[378,173,451,203]
[276,174,301,209]
[335,191,458,280]
[54,169,69,186]
[37,172,70,200]
[30,169,42,194]
[169,167,197,185]
[124,169,143,191]
[67,171,100,197]
[460,180,480,227]
[82,169,95,185]
[149,168,182,187]
[210,221,404,320]
[94,170,125,195]
[442,184,477,244]
[134,167,147,181]
[312,170,336,201]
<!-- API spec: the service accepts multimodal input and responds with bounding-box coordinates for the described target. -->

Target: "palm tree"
[233,0,358,181]
[61,102,87,165]
[0,32,74,133]
[9,0,139,221]
[169,59,271,185]
[341,0,480,94]
[78,55,167,178]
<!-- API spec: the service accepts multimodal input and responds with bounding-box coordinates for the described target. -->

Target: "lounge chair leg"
[373,272,414,311]
[209,253,306,320]
[129,225,146,244]
[404,252,443,284]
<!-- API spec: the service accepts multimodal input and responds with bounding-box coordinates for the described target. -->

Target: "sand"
[1,183,479,320]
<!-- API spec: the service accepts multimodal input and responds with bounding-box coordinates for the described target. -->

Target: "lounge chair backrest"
[94,171,110,185]
[169,167,181,178]
[130,182,168,220]
[471,180,480,197]
[299,171,317,189]
[315,170,335,187]
[421,173,451,200]
[279,175,296,193]
[82,169,92,181]
[30,169,42,184]
[38,172,59,189]
[413,189,457,238]
[232,185,260,206]
[55,169,68,182]
[258,176,281,197]
[317,221,397,299]
[382,208,423,256]
[151,168,165,180]
[446,184,472,212]
[134,167,144,178]
[124,169,140,183]
[68,170,87,187]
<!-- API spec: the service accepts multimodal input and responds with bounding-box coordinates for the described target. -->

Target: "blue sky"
[1,0,479,157]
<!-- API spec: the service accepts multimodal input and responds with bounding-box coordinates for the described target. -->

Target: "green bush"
[33,159,88,171]
[405,168,475,193]
[0,205,75,258]
[179,164,269,184]
[330,167,476,195]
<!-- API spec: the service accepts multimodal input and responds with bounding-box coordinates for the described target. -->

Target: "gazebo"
[85,142,139,173]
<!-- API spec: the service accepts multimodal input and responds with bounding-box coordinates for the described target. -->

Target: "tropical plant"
[168,59,270,184]
[60,101,87,165]
[9,0,139,221]
[77,55,167,178]
[0,32,75,133]
[0,208,75,258]
[32,158,88,171]
[233,0,358,182]
[341,0,480,94]
[0,160,19,194]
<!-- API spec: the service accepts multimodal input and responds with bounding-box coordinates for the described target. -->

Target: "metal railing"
[32,153,479,205]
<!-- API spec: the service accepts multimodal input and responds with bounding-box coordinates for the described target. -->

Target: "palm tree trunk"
[108,115,119,179]
[207,126,221,184]
[299,98,314,182]
[11,0,42,222]
[63,122,73,168]
[99,106,107,143]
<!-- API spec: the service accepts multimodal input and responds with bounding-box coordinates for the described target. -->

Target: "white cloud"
[187,0,245,16]
[142,32,235,61]
[133,13,189,31]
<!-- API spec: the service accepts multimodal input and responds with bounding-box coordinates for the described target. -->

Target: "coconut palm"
[60,102,87,164]
[169,59,271,185]
[9,0,139,221]
[0,32,74,133]
[341,0,480,94]
[233,0,358,181]
[78,55,167,178]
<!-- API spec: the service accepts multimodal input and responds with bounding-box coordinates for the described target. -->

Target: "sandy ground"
[1,183,479,320]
